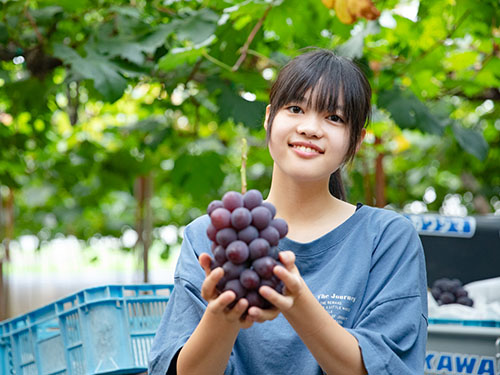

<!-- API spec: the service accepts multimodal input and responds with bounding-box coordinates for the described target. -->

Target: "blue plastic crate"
[0,284,173,375]
[428,318,500,327]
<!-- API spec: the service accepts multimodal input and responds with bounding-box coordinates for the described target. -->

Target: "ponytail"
[328,169,346,201]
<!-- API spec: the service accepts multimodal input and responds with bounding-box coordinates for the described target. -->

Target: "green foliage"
[0,0,499,248]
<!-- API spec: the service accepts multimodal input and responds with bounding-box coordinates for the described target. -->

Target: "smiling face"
[264,50,372,190]
[265,92,352,184]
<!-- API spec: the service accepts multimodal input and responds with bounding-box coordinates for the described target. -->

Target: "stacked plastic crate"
[0,284,173,375]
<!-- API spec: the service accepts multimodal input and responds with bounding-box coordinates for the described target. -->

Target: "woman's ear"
[263,105,271,131]
[355,128,367,153]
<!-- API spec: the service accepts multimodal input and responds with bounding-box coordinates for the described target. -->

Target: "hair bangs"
[270,53,346,120]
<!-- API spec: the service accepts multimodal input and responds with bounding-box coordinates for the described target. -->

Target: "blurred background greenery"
[0,0,499,319]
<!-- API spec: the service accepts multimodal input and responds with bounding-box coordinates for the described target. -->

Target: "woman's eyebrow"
[331,106,345,113]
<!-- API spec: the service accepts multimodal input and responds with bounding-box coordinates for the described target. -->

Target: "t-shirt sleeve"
[148,219,210,375]
[346,215,428,374]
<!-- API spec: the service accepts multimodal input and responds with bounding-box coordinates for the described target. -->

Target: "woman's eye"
[328,114,344,123]
[288,106,303,114]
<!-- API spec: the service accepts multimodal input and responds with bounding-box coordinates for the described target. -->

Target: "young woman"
[149,49,428,375]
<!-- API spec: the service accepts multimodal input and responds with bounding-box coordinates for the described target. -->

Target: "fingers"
[273,264,302,295]
[247,304,280,323]
[207,292,250,323]
[199,252,213,276]
[208,290,236,313]
[258,285,294,311]
[278,250,296,270]
[201,266,224,300]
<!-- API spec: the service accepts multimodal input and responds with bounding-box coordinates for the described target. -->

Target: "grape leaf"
[158,48,205,72]
[38,0,89,12]
[176,8,219,44]
[28,6,64,24]
[0,22,8,44]
[452,122,489,161]
[378,87,444,135]
[336,21,379,59]
[218,86,267,128]
[171,151,225,198]
[95,24,173,65]
[53,44,128,102]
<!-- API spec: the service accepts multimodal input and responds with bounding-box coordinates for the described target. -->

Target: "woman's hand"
[199,253,254,329]
[247,250,306,322]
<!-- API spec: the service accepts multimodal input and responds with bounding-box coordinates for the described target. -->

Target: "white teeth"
[293,145,319,153]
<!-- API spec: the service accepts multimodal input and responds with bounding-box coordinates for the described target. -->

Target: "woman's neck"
[265,164,356,242]
[266,166,340,221]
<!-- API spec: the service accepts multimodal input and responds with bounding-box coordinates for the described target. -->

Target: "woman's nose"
[296,114,323,138]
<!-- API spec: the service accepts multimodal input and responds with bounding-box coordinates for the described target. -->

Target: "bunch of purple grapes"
[206,189,288,309]
[431,278,474,307]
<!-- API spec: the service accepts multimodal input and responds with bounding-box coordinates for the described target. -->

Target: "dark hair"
[266,49,372,200]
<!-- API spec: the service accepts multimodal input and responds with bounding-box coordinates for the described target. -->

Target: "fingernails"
[259,286,271,297]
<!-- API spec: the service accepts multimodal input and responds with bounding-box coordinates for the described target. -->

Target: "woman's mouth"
[291,144,320,154]
[289,143,324,158]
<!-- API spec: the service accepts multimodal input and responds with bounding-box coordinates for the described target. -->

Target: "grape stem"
[241,138,248,194]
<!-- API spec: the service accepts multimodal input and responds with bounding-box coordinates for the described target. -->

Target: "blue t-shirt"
[149,205,428,374]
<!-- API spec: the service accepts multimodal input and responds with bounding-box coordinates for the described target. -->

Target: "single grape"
[216,227,237,247]
[226,240,249,264]
[274,280,284,294]
[245,290,266,308]
[431,287,441,301]
[222,191,244,212]
[261,201,276,218]
[231,207,252,230]
[457,296,473,307]
[440,292,455,304]
[223,279,247,300]
[216,276,227,292]
[243,189,263,210]
[248,238,270,260]
[433,278,449,292]
[260,275,281,289]
[238,225,259,244]
[207,200,224,216]
[270,218,288,238]
[213,245,227,264]
[222,261,246,280]
[252,256,277,279]
[260,226,280,246]
[251,206,272,230]
[206,224,217,242]
[240,269,260,290]
[211,208,231,229]
[267,246,280,260]
[449,279,462,293]
[455,287,468,298]
[210,257,224,270]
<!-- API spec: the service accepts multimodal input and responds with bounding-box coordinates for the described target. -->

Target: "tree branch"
[202,51,233,71]
[24,3,45,45]
[185,58,203,85]
[156,6,176,16]
[246,49,281,67]
[232,5,272,72]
